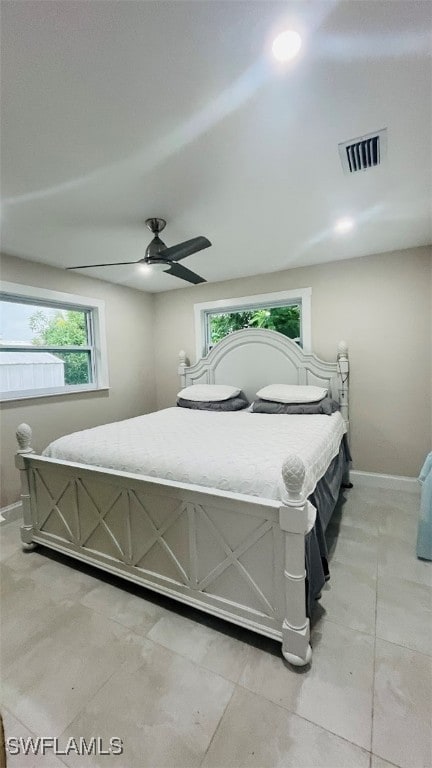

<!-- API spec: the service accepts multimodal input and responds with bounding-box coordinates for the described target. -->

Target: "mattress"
[43,408,347,504]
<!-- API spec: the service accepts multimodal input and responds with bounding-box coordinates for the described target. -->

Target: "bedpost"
[337,341,352,487]
[337,341,349,431]
[178,350,188,389]
[15,423,36,550]
[279,455,314,666]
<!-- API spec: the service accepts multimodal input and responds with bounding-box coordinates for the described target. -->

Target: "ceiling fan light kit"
[143,262,169,273]
[66,217,211,285]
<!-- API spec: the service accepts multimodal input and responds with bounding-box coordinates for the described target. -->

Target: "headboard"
[178,329,349,428]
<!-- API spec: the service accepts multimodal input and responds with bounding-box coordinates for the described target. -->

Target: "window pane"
[0,300,89,346]
[208,305,301,347]
[51,350,92,386]
[0,299,93,396]
[0,349,92,393]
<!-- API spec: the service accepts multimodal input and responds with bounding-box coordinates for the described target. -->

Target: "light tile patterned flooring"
[1,486,431,768]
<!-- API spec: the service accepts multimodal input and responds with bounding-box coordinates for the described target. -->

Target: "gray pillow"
[251,397,340,415]
[177,391,249,411]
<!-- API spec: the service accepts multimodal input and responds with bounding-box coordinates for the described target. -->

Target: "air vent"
[339,129,387,174]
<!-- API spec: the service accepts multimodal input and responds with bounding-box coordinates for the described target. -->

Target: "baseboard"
[0,501,23,524]
[350,470,419,493]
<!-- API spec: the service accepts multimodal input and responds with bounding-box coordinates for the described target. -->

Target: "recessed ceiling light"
[334,217,355,234]
[271,30,302,62]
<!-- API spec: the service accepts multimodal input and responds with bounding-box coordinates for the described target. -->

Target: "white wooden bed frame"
[15,329,349,667]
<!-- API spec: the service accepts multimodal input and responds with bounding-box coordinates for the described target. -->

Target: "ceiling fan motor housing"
[144,218,169,264]
[145,234,168,263]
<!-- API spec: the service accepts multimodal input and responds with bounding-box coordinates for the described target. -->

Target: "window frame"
[0,281,109,402]
[194,287,312,359]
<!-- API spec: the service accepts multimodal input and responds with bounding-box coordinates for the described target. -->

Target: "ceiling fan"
[66,218,211,284]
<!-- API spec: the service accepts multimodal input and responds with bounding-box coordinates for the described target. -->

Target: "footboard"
[16,424,316,666]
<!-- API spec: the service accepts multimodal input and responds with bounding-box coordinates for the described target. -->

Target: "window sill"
[0,386,110,404]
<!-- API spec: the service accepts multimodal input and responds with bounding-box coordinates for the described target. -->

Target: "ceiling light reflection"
[334,217,355,234]
[272,30,302,62]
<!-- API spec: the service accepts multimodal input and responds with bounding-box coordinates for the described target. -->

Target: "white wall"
[0,253,156,506]
[153,246,432,478]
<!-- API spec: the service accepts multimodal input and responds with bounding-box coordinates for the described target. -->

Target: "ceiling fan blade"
[159,236,211,262]
[165,262,206,284]
[66,261,140,270]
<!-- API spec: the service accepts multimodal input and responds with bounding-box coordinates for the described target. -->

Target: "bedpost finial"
[178,350,189,380]
[282,455,306,500]
[16,423,33,452]
[337,340,348,359]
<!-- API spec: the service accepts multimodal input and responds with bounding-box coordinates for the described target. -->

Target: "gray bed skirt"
[305,436,351,615]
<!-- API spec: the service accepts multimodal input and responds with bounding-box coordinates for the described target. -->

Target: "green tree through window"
[29,310,90,385]
[209,305,300,347]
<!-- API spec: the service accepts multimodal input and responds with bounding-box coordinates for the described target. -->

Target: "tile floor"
[1,486,431,768]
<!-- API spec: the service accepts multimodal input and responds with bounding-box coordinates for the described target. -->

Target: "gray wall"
[0,253,156,506]
[153,246,432,478]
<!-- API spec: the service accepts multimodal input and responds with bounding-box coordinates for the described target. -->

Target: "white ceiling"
[1,0,431,292]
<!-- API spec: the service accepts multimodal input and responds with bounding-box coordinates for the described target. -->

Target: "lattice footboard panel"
[27,459,286,637]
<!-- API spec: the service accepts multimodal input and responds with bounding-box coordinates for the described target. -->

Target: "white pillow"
[177,384,241,402]
[256,384,328,404]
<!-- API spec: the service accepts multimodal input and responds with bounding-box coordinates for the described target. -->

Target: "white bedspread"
[43,408,346,503]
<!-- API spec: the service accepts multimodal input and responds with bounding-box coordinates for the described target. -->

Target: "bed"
[15,328,350,667]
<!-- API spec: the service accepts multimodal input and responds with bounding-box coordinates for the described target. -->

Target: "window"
[194,288,311,358]
[0,282,109,401]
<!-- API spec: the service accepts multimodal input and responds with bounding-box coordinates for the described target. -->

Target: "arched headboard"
[178,329,349,428]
